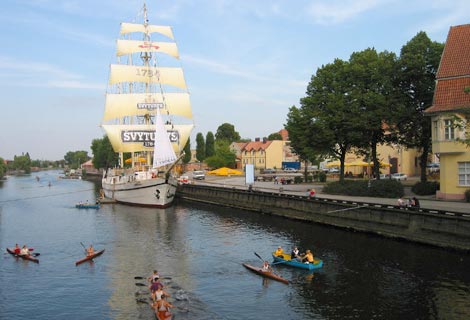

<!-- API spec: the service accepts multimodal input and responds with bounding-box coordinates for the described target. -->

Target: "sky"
[1,0,469,160]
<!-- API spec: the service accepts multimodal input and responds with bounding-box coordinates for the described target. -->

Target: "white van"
[192,170,205,180]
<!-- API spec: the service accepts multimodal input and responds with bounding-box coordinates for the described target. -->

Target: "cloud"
[307,0,382,25]
[0,55,101,89]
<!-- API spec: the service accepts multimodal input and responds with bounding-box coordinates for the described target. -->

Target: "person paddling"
[20,245,30,256]
[86,244,95,257]
[261,261,272,272]
[13,244,21,255]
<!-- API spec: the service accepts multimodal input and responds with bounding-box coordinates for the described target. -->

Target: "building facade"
[425,24,470,200]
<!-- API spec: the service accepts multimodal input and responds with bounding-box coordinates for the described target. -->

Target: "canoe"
[75,203,100,209]
[75,249,105,266]
[242,263,288,284]
[272,253,323,270]
[6,248,39,263]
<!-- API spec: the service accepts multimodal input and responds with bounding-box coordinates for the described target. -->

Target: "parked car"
[391,173,408,181]
[192,170,205,180]
[426,163,440,173]
[328,168,339,173]
[177,175,189,184]
[283,167,297,172]
[263,168,276,174]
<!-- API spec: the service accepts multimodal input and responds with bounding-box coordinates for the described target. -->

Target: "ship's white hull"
[102,173,177,208]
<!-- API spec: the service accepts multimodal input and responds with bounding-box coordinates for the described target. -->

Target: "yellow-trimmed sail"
[103,93,192,121]
[102,124,194,153]
[120,22,174,39]
[116,40,179,59]
[109,65,187,89]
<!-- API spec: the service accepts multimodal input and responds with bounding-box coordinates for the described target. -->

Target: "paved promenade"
[194,176,470,215]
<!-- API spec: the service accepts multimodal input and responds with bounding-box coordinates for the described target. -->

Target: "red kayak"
[242,263,288,284]
[75,249,105,266]
[6,248,39,263]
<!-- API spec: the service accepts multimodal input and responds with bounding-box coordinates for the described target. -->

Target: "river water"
[1,171,469,320]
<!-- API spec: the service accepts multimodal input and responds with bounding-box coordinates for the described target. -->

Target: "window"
[458,162,470,186]
[444,119,455,140]
[433,120,438,140]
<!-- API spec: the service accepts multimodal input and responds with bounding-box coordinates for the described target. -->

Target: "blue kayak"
[272,253,323,270]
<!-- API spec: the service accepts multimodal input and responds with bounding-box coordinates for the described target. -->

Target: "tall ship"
[101,3,193,207]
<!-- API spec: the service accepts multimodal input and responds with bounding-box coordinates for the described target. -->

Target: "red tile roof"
[243,141,272,151]
[437,24,470,78]
[426,24,470,114]
[279,129,289,141]
[426,77,470,113]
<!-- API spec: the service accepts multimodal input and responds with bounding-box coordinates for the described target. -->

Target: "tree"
[64,150,89,169]
[13,153,32,173]
[195,132,205,162]
[347,48,400,179]
[215,123,240,143]
[182,139,191,164]
[297,58,364,181]
[204,140,236,168]
[267,132,282,140]
[395,32,444,182]
[0,157,7,179]
[91,136,119,169]
[205,131,215,157]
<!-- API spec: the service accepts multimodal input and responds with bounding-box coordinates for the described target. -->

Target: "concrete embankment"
[177,184,470,252]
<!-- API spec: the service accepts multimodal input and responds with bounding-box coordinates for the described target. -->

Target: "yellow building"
[340,144,421,178]
[239,138,285,170]
[425,24,470,200]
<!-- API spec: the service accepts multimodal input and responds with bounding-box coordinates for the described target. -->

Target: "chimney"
[255,137,260,142]
[262,137,267,143]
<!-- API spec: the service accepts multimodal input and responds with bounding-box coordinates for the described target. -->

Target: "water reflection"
[1,172,469,320]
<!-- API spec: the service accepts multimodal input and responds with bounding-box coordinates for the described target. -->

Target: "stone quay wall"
[177,184,470,252]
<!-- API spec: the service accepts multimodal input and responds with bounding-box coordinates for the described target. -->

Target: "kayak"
[272,253,323,270]
[156,310,172,320]
[75,203,100,209]
[75,249,105,266]
[6,248,39,263]
[242,263,288,284]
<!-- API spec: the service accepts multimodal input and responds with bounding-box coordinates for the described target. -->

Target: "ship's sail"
[152,109,177,168]
[101,4,193,166]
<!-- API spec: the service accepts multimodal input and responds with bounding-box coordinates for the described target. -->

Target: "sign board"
[245,164,254,185]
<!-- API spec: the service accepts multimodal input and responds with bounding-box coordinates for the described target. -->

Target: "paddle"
[254,252,265,262]
[135,276,172,280]
[80,242,87,255]
[254,252,285,278]
[135,282,147,287]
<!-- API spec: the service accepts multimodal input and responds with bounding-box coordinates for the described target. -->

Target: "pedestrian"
[412,197,420,209]
[309,188,316,199]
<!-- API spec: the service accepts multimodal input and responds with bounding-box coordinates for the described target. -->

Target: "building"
[231,130,299,171]
[425,24,470,200]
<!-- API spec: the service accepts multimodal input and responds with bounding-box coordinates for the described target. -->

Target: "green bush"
[294,176,303,184]
[318,172,327,182]
[306,174,313,183]
[465,189,470,203]
[411,181,440,196]
[322,179,404,198]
